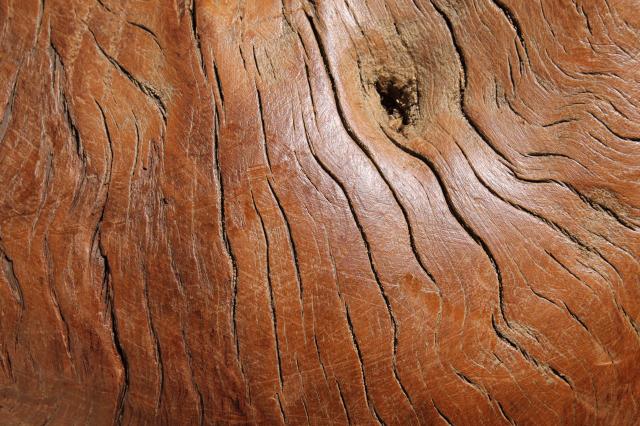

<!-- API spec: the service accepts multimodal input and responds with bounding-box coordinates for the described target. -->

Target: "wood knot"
[373,75,418,132]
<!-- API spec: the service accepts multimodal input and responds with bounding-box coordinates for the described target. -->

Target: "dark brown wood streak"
[1,0,639,424]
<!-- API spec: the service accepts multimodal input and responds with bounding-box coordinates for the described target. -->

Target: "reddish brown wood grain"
[1,0,639,424]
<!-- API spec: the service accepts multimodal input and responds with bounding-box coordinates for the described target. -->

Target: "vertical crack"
[181,328,205,426]
[0,72,19,145]
[298,106,383,424]
[265,179,305,331]
[0,246,24,309]
[300,13,426,417]
[336,380,352,426]
[43,237,72,361]
[344,303,384,425]
[190,0,207,77]
[213,105,241,366]
[212,62,225,111]
[142,263,164,412]
[491,0,529,57]
[429,0,517,168]
[255,86,272,171]
[94,100,126,424]
[276,392,287,424]
[251,193,285,391]
[382,126,511,331]
[102,244,128,425]
[497,401,517,425]
[432,400,455,425]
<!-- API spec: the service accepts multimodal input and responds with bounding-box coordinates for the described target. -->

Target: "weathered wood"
[1,0,639,424]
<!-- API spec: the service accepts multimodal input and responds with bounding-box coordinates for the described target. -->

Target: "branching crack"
[90,28,167,124]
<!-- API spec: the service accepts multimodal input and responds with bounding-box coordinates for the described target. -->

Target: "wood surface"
[1,0,639,424]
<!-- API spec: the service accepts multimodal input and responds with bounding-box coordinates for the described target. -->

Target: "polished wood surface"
[1,0,639,424]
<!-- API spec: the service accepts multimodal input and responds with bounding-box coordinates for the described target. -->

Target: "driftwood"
[1,0,639,424]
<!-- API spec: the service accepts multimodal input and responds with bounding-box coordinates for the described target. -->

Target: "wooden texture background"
[1,0,639,424]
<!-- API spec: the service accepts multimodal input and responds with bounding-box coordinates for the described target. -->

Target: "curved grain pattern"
[1,0,639,424]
